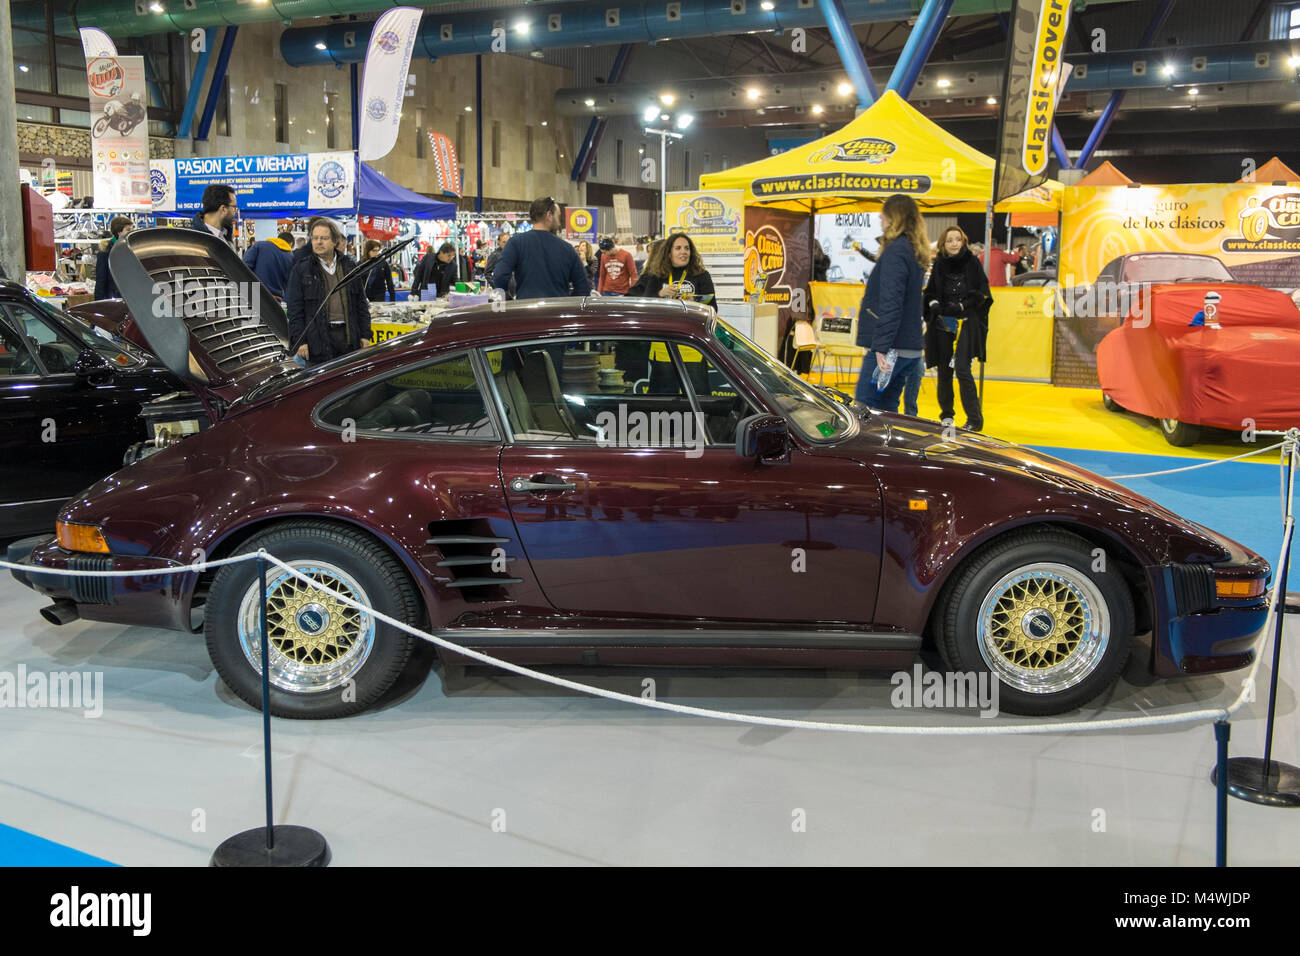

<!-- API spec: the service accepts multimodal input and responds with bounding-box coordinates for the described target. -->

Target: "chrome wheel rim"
[1160,418,1179,434]
[236,561,375,694]
[976,562,1110,696]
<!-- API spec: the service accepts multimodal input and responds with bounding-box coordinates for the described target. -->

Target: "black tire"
[204,521,420,718]
[937,529,1134,716]
[1101,392,1122,413]
[1160,417,1201,447]
[92,116,110,136]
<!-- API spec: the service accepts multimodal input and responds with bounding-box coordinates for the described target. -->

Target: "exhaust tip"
[40,602,80,626]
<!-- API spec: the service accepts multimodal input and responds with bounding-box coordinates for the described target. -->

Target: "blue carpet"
[0,822,117,867]
[1035,445,1294,589]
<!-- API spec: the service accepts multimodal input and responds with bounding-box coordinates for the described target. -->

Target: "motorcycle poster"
[87,55,150,209]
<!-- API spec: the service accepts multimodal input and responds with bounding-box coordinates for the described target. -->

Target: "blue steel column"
[475,54,483,213]
[885,0,952,95]
[1075,0,1177,168]
[1051,126,1071,170]
[177,27,214,140]
[350,62,360,150]
[892,0,955,99]
[818,0,876,108]
[572,44,634,183]
[195,27,238,141]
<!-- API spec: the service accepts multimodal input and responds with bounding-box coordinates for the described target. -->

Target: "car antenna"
[288,235,417,355]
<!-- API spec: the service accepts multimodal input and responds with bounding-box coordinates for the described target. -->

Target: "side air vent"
[1169,563,1215,615]
[427,520,522,602]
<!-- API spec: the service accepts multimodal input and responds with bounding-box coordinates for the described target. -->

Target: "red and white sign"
[359,215,402,240]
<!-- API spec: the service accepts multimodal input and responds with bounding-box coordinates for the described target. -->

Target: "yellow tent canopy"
[698,89,1061,214]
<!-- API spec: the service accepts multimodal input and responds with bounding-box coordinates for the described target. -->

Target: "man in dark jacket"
[285,217,371,365]
[94,216,133,300]
[242,230,295,298]
[491,197,591,299]
[188,184,238,245]
[411,242,461,299]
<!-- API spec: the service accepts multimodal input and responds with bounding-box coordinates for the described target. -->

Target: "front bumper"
[1149,557,1273,677]
[10,536,197,632]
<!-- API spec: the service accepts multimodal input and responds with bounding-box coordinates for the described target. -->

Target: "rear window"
[318,353,497,439]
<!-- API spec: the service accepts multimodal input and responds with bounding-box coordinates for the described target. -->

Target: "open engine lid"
[109,227,291,395]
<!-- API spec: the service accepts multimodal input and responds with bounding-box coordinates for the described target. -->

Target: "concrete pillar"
[0,0,26,276]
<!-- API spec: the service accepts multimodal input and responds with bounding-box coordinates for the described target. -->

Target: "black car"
[0,282,187,536]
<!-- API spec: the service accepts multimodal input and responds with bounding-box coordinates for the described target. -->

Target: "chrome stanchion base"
[211,825,331,867]
[1212,758,1300,808]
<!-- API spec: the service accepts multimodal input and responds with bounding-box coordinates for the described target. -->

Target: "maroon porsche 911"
[9,230,1271,718]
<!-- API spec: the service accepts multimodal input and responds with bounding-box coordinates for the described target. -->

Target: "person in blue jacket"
[855,194,931,410]
[491,196,591,300]
[242,230,295,299]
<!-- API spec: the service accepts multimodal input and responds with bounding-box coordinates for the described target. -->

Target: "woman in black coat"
[626,232,715,304]
[923,227,993,431]
[94,216,134,300]
[285,217,372,366]
[361,239,396,302]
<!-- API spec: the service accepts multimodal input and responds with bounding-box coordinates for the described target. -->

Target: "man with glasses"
[189,184,238,246]
[491,196,591,300]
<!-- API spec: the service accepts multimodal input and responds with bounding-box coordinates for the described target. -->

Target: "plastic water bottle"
[871,348,898,390]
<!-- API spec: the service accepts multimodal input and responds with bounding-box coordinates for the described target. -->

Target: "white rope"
[0,552,264,578]
[1108,440,1285,480]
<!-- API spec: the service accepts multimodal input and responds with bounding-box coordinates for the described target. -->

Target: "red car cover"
[1097,283,1300,431]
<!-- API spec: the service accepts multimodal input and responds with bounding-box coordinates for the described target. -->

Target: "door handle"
[509,476,577,494]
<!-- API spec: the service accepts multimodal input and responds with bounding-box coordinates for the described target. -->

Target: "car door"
[490,334,884,626]
[1,301,143,504]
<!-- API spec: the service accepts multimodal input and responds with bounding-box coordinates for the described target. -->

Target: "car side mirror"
[74,349,112,384]
[735,413,791,465]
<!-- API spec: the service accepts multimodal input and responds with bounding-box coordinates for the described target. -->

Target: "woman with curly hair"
[855,194,931,410]
[627,232,715,304]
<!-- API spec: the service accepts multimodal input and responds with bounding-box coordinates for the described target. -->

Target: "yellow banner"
[664,190,744,254]
[370,321,422,344]
[986,288,1054,382]
[1022,0,1070,176]
[1061,184,1300,289]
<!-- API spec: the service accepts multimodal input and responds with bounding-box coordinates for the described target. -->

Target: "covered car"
[1097,282,1300,445]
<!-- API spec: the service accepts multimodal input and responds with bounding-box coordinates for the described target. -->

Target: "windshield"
[37,300,145,368]
[1122,255,1233,284]
[711,318,854,442]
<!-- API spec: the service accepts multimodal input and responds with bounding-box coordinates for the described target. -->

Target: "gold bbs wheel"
[237,561,376,694]
[977,562,1110,696]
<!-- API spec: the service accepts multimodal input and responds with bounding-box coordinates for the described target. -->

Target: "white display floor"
[1,573,1296,866]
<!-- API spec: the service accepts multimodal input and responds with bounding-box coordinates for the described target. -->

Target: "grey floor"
[1,574,1297,866]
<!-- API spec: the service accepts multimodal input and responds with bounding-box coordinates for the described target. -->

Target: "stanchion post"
[259,553,274,851]
[1214,721,1229,867]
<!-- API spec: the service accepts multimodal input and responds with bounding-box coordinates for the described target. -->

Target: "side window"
[0,318,40,377]
[486,339,697,445]
[673,344,758,444]
[3,304,78,373]
[318,353,496,439]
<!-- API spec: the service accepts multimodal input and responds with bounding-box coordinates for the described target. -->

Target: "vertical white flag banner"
[358,7,423,162]
[88,55,151,208]
[79,28,118,58]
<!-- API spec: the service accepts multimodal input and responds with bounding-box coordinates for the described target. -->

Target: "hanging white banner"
[79,27,117,59]
[357,6,423,162]
[88,55,151,209]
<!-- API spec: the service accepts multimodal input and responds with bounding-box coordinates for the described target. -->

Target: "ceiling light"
[811,104,823,115]
[18,64,29,72]
[760,0,775,9]
[515,21,530,34]
[746,87,760,100]
[540,120,547,126]
[659,92,675,106]
[987,96,997,105]
[464,105,472,111]
[1289,55,1300,68]
[936,78,951,89]
[1188,87,1199,95]
[314,41,327,50]
[1161,63,1175,77]
[148,1,164,12]
[836,82,852,96]
[660,112,670,121]
[644,105,659,121]
[676,112,694,129]
[584,98,595,107]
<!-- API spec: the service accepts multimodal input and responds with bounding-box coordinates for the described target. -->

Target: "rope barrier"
[3,443,1292,738]
[1107,440,1285,480]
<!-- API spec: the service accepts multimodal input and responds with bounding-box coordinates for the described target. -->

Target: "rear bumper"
[10,537,196,632]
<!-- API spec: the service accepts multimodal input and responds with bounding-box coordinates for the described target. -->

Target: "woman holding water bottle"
[854,194,930,409]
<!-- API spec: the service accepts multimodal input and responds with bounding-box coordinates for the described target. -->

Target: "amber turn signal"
[1214,577,1266,600]
[56,522,110,554]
